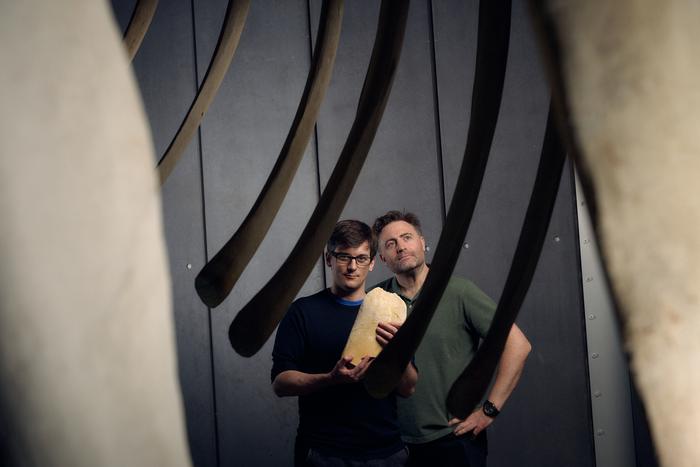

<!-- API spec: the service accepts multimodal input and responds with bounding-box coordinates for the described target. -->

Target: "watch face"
[483,401,499,417]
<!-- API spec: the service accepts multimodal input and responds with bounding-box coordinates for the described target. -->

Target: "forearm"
[396,362,418,397]
[272,370,333,397]
[487,324,531,409]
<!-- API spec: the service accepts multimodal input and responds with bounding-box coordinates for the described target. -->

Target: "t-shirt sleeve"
[461,279,497,338]
[271,302,306,382]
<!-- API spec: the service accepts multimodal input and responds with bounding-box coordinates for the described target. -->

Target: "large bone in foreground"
[532,1,700,465]
[0,2,190,466]
[342,289,406,366]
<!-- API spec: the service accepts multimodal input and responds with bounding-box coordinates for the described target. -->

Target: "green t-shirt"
[373,275,496,444]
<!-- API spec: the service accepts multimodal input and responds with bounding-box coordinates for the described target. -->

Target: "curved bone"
[446,105,566,417]
[156,0,250,185]
[531,1,700,465]
[195,0,344,308]
[0,2,190,466]
[228,0,410,357]
[123,0,159,61]
[364,0,512,398]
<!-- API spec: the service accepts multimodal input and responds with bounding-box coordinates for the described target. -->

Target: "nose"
[346,258,358,270]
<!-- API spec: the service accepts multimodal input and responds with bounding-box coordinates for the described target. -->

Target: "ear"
[325,252,332,268]
[369,257,376,272]
[420,236,426,251]
[378,252,386,263]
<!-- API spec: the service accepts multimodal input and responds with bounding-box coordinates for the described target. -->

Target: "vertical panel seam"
[572,164,605,467]
[190,0,221,465]
[306,0,327,290]
[427,0,447,225]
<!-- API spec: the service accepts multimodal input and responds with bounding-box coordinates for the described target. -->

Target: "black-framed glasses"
[329,251,372,267]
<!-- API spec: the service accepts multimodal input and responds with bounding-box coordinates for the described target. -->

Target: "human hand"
[448,408,494,437]
[376,321,403,347]
[328,355,374,384]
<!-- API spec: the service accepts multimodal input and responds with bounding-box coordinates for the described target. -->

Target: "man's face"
[378,220,426,274]
[325,241,375,294]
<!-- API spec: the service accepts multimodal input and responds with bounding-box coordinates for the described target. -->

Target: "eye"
[385,240,396,249]
[336,253,352,262]
[356,255,370,264]
[402,233,413,241]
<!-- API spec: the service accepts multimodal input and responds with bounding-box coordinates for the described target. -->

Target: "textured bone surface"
[342,289,406,366]
[545,1,700,465]
[0,2,191,466]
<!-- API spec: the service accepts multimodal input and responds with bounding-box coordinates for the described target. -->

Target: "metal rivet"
[588,314,596,320]
[594,391,602,398]
[591,353,599,359]
[425,246,430,252]
[464,243,470,249]
[186,263,192,270]
[554,236,561,242]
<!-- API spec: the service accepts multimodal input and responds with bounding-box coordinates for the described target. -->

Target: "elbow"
[398,371,418,398]
[272,378,288,397]
[521,339,532,360]
[399,385,416,398]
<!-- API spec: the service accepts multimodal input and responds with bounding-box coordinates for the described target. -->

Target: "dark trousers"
[406,432,487,467]
[295,438,409,467]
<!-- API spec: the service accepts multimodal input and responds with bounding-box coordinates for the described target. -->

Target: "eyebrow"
[384,232,413,243]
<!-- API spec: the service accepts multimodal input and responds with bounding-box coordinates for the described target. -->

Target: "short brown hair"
[372,210,423,237]
[326,220,377,258]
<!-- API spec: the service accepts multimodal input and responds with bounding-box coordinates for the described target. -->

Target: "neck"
[395,264,429,299]
[330,285,366,302]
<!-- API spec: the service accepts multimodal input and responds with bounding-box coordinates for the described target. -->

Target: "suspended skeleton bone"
[228,0,410,358]
[157,0,251,184]
[530,1,700,465]
[195,0,344,308]
[365,0,512,398]
[446,105,566,417]
[0,1,191,466]
[123,0,159,61]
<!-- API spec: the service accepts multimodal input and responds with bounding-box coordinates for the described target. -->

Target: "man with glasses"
[272,219,418,467]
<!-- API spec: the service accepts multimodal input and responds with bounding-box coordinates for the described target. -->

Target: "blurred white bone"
[542,1,700,465]
[0,2,191,466]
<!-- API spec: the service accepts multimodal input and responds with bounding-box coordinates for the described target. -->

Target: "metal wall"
[111,1,598,466]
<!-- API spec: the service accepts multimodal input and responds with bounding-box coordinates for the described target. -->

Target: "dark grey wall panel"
[488,162,595,467]
[434,1,595,466]
[311,0,444,286]
[193,1,324,465]
[110,1,217,466]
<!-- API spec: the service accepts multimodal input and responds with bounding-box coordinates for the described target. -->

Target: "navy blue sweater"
[271,289,404,460]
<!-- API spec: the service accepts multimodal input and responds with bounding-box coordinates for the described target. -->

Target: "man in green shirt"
[372,211,531,467]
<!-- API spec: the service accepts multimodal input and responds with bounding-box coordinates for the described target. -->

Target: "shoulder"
[283,289,332,322]
[445,275,478,294]
[291,289,332,308]
[369,277,394,291]
[445,276,495,306]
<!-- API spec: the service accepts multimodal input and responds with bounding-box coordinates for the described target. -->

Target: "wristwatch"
[482,400,500,418]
